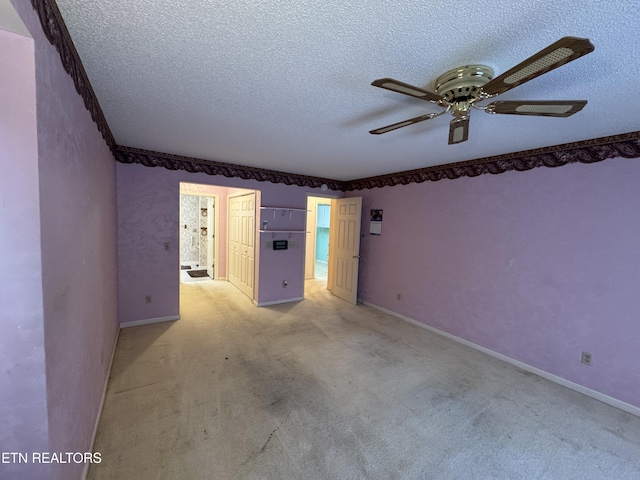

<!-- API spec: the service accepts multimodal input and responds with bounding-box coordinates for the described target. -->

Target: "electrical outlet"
[164,242,170,251]
[145,295,152,304]
[581,351,592,366]
[396,293,402,301]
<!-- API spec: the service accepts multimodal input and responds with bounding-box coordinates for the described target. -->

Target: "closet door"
[228,193,255,300]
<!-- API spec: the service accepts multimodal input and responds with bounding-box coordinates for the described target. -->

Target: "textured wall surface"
[117,163,331,322]
[8,2,120,480]
[0,26,50,480]
[349,158,640,409]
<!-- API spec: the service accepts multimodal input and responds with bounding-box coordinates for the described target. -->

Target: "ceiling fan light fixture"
[369,37,594,144]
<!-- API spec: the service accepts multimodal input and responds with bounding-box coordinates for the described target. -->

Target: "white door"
[329,197,362,304]
[228,193,255,299]
[206,197,215,278]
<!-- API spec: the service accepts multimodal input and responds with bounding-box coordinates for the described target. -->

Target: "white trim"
[255,297,304,307]
[212,194,220,280]
[362,301,640,418]
[82,330,119,480]
[120,315,180,328]
[304,192,341,200]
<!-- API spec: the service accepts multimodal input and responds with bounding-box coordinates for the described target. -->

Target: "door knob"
[352,255,360,259]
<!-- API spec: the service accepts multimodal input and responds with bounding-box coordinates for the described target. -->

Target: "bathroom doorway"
[179,187,218,282]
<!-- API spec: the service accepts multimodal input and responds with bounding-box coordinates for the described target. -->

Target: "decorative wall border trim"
[114,146,346,191]
[346,132,640,190]
[33,0,640,191]
[30,0,116,151]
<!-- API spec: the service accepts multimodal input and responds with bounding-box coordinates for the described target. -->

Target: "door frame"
[305,193,357,301]
[206,195,219,279]
[305,195,335,280]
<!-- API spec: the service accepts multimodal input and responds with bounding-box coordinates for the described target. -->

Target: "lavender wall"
[8,2,120,479]
[0,27,49,480]
[117,162,330,322]
[350,159,640,409]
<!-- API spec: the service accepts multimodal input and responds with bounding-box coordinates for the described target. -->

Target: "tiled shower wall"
[180,194,199,265]
[180,194,213,269]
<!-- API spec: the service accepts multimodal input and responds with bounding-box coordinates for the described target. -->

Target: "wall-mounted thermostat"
[273,240,288,250]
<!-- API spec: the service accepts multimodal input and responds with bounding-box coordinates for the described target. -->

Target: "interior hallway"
[88,280,640,479]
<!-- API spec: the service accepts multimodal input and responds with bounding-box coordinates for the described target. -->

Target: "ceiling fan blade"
[448,117,469,144]
[372,78,445,104]
[369,113,439,135]
[485,100,587,117]
[480,37,594,97]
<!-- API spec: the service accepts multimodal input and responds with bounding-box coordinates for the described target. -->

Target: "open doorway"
[305,196,333,284]
[306,195,363,304]
[179,188,218,283]
[178,182,257,303]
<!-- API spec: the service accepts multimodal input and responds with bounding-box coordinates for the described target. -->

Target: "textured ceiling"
[55,0,639,181]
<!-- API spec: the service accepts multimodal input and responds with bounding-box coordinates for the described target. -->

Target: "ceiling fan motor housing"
[434,65,494,104]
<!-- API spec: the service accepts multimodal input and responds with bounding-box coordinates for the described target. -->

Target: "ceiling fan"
[370,37,594,144]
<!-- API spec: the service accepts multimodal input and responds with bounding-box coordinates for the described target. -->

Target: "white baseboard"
[120,315,180,328]
[82,329,119,480]
[362,301,640,418]
[256,297,304,307]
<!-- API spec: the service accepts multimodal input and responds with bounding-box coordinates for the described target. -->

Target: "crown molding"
[30,0,116,151]
[114,146,346,191]
[346,132,640,190]
[32,1,640,191]
[116,133,640,192]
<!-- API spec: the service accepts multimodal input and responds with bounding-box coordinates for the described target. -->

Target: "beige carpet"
[88,279,640,479]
